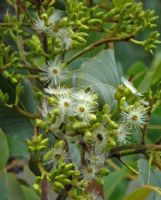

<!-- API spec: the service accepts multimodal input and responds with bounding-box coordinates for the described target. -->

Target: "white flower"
[33,17,47,33]
[88,190,103,200]
[74,101,96,125]
[87,148,108,167]
[57,94,73,119]
[43,59,68,86]
[81,164,98,181]
[48,10,62,26]
[121,106,147,132]
[45,86,71,96]
[40,100,51,118]
[121,77,142,97]
[116,123,131,144]
[56,28,73,50]
[94,126,108,147]
[72,90,97,124]
[44,147,69,168]
[73,90,97,104]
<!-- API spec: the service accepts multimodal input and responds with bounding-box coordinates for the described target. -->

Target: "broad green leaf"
[138,159,150,186]
[0,77,35,146]
[139,53,161,92]
[124,185,161,200]
[138,159,161,200]
[104,169,127,199]
[0,170,25,200]
[77,49,121,105]
[21,186,39,200]
[148,169,161,200]
[0,129,9,169]
[7,135,29,158]
[127,61,147,87]
[0,77,35,160]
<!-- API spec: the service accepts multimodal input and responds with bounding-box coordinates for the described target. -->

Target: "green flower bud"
[88,19,103,25]
[37,145,46,151]
[10,77,18,84]
[33,183,40,192]
[40,138,49,146]
[108,119,118,129]
[35,119,47,129]
[64,163,74,171]
[54,140,66,149]
[72,122,87,130]
[55,174,67,180]
[79,24,89,31]
[102,104,110,114]
[98,168,110,176]
[108,137,116,147]
[91,122,101,130]
[76,32,89,38]
[44,150,52,161]
[41,14,48,22]
[37,134,43,143]
[58,163,66,171]
[51,169,59,177]
[60,178,72,185]
[54,109,59,116]
[89,114,97,123]
[120,97,126,107]
[48,97,55,105]
[64,170,75,176]
[72,41,82,48]
[53,181,65,191]
[28,146,35,152]
[0,90,9,104]
[84,131,92,142]
[74,36,86,43]
[16,84,24,97]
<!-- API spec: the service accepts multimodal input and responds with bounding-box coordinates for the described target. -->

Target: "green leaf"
[124,185,161,200]
[0,77,35,145]
[21,186,39,200]
[77,49,121,105]
[127,61,147,87]
[139,53,161,92]
[104,169,127,199]
[0,129,9,169]
[7,135,29,158]
[0,170,25,200]
[138,159,150,186]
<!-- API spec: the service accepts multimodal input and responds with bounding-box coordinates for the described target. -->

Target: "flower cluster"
[34,10,73,50]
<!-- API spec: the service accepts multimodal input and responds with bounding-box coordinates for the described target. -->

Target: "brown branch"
[12,105,41,119]
[108,144,161,159]
[41,175,49,200]
[65,35,132,65]
[141,97,157,144]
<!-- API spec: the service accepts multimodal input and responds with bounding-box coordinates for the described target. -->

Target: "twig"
[108,144,161,159]
[118,158,139,175]
[5,104,41,119]
[41,175,49,200]
[141,97,157,144]
[65,35,132,65]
